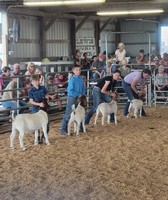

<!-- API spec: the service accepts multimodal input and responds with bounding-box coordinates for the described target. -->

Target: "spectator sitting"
[151,56,160,75]
[0,66,11,98]
[54,72,68,96]
[74,49,81,67]
[11,63,24,88]
[115,42,126,64]
[46,75,62,109]
[155,65,168,96]
[159,53,168,74]
[136,49,148,69]
[90,53,104,80]
[25,62,35,80]
[119,59,131,79]
[1,76,27,115]
[101,59,113,78]
[35,67,44,85]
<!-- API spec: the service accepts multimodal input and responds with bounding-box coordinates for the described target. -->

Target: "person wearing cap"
[115,42,126,64]
[122,68,151,116]
[155,65,168,95]
[85,70,121,125]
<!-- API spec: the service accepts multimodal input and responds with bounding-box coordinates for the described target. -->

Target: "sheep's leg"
[127,104,131,118]
[74,122,77,134]
[34,130,39,145]
[94,110,99,126]
[82,120,86,133]
[19,132,26,151]
[107,115,110,124]
[134,109,138,118]
[76,124,80,136]
[67,120,72,136]
[10,127,17,149]
[102,114,105,126]
[114,112,118,125]
[139,108,142,117]
[42,125,50,145]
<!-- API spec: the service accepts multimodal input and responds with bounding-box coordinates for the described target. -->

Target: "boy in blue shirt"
[60,66,85,135]
[28,74,55,142]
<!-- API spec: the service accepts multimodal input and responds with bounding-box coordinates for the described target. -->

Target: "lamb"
[127,99,143,118]
[10,110,50,151]
[94,100,118,126]
[68,95,87,136]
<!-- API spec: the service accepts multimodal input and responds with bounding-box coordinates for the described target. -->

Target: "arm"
[29,98,45,108]
[101,80,116,97]
[137,53,144,64]
[131,77,139,94]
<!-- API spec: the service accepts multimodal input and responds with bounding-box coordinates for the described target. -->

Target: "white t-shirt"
[115,49,126,62]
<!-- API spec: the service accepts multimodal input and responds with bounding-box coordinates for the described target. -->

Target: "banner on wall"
[76,37,96,58]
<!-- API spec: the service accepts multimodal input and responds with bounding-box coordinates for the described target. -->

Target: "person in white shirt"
[115,42,126,64]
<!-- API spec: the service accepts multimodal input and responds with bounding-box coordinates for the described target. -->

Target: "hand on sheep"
[138,92,146,100]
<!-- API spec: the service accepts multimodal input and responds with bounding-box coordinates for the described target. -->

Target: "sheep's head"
[77,95,87,107]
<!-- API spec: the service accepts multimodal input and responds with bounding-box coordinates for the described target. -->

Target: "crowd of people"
[0,43,168,138]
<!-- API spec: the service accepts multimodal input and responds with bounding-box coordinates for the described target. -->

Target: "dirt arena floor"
[0,106,168,200]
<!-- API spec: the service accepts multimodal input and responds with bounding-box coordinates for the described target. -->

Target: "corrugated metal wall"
[120,21,158,58]
[100,22,116,54]
[46,19,70,57]
[7,16,165,62]
[8,17,40,58]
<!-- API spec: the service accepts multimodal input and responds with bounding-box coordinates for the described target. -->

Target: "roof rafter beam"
[44,16,57,32]
[75,15,91,33]
[100,17,113,33]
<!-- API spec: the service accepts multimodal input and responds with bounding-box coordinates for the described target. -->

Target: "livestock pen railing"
[0,67,153,133]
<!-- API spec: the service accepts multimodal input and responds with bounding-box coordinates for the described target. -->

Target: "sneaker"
[60,134,67,137]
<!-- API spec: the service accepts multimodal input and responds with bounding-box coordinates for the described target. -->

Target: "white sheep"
[10,110,50,151]
[127,99,143,118]
[94,100,118,126]
[68,96,88,137]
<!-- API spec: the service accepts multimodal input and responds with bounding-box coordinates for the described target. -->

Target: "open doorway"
[160,26,168,57]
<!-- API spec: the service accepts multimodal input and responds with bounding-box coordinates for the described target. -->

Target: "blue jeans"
[61,96,77,134]
[122,80,145,116]
[85,87,113,124]
[1,100,27,115]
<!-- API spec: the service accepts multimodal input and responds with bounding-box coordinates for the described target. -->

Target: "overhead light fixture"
[24,0,105,6]
[97,9,164,16]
